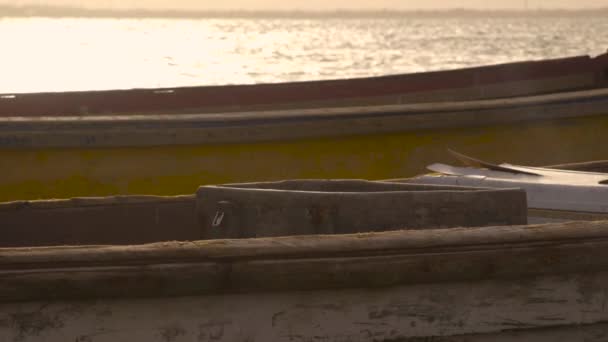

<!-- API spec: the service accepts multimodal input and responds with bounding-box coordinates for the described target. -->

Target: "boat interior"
[0,180,525,247]
[2,159,608,249]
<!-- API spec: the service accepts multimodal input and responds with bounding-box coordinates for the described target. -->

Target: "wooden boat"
[4,221,608,341]
[1,163,608,341]
[2,87,608,202]
[1,52,607,117]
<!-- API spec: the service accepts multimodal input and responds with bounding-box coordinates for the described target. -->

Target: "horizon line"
[2,4,608,19]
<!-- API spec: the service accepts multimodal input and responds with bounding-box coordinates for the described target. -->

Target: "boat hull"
[3,111,608,201]
[3,272,608,342]
[3,222,608,341]
[2,52,607,117]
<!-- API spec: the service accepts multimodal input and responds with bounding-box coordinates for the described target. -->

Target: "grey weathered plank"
[2,271,608,341]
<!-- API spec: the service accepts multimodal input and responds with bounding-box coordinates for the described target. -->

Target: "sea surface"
[1,15,607,93]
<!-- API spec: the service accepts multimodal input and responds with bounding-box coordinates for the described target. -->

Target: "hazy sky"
[3,0,606,10]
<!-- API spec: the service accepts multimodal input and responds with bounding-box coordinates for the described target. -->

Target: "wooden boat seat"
[197,180,527,239]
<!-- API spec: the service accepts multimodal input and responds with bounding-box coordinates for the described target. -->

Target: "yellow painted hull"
[3,113,608,202]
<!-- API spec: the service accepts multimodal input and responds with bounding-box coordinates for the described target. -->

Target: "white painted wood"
[414,164,608,213]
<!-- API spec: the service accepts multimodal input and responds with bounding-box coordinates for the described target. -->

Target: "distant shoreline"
[2,5,608,19]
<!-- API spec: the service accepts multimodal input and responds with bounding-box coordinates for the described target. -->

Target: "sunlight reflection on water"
[0,16,606,93]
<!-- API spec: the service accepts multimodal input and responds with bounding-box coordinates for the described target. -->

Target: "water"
[1,15,606,93]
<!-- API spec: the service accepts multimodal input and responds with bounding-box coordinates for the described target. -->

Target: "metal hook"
[212,211,225,227]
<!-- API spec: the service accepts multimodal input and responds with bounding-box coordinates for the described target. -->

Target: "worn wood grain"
[0,195,195,211]
[0,195,199,247]
[2,271,608,341]
[2,221,608,302]
[3,220,608,266]
[197,181,526,239]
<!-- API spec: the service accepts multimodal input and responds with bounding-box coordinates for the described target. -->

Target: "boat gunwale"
[2,87,608,125]
[0,194,195,211]
[2,220,608,302]
[1,54,601,98]
[2,88,608,149]
[2,52,606,120]
[2,220,608,267]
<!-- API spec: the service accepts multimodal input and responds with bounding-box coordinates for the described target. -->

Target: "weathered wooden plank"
[3,221,608,302]
[0,196,198,247]
[0,195,195,211]
[3,220,608,266]
[197,180,526,239]
[443,323,608,342]
[528,208,608,224]
[1,271,608,341]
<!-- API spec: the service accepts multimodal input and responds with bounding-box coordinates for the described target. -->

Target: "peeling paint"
[159,324,186,342]
[10,311,64,341]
